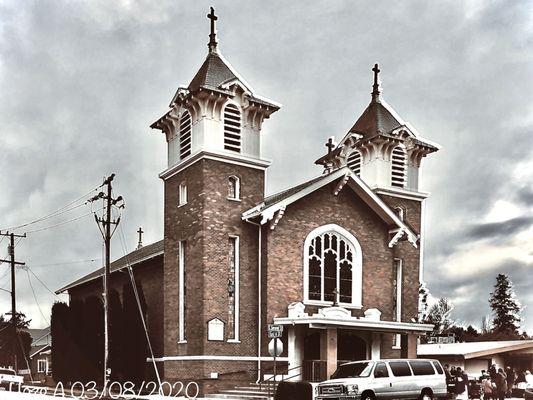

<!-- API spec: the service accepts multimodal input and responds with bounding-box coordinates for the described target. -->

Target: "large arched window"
[391,145,407,188]
[347,150,362,175]
[179,110,192,160]
[223,104,241,153]
[304,224,362,307]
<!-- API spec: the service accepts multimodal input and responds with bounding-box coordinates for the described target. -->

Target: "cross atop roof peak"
[371,63,382,102]
[207,7,218,53]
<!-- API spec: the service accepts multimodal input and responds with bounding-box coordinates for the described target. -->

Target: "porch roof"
[273,315,433,334]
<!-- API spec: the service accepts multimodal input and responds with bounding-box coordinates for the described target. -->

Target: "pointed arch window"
[347,150,362,175]
[179,110,192,160]
[223,104,241,153]
[304,224,363,307]
[391,145,407,188]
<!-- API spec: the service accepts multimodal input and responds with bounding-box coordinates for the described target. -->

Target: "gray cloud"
[0,0,532,334]
[465,216,533,241]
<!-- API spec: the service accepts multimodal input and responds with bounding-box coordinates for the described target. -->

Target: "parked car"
[0,368,23,391]
[315,359,447,400]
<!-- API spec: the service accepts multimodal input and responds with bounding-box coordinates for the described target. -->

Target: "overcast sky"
[1,0,532,335]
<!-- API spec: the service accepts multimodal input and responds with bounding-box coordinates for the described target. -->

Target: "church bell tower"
[150,8,280,385]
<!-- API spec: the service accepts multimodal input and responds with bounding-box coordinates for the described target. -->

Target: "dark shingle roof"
[349,101,403,137]
[188,52,238,92]
[262,174,328,209]
[56,240,164,293]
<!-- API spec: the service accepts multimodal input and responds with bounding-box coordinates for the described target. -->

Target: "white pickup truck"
[0,368,23,391]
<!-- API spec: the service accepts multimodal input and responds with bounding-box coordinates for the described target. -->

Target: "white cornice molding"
[373,186,430,201]
[159,150,271,181]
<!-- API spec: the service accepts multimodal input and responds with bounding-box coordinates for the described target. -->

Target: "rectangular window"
[389,361,412,377]
[178,241,186,343]
[393,258,403,348]
[37,359,47,374]
[409,361,436,376]
[228,236,240,342]
[179,183,187,206]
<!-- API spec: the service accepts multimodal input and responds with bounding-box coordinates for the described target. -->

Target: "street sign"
[267,324,283,339]
[268,338,283,357]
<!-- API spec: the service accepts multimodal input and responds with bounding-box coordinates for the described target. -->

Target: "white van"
[316,359,447,400]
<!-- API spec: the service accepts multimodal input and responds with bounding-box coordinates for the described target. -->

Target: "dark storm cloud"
[465,216,533,241]
[515,186,533,207]
[0,0,532,333]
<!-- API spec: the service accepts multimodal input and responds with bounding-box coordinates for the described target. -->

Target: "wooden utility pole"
[0,231,26,370]
[88,174,123,394]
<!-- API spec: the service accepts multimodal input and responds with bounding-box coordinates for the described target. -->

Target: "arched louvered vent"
[179,110,192,160]
[224,104,241,153]
[347,150,362,175]
[391,145,407,188]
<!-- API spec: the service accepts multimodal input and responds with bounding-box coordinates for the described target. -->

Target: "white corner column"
[371,332,381,360]
[287,326,304,381]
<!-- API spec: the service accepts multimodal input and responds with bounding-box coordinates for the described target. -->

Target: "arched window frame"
[303,224,363,308]
[223,102,242,153]
[228,175,241,201]
[347,149,362,176]
[391,144,407,188]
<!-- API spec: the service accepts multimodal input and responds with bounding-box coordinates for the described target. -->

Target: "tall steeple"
[151,8,281,177]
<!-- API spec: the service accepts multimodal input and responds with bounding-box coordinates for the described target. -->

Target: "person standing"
[495,368,508,400]
[483,376,494,400]
[506,367,516,398]
[456,367,469,400]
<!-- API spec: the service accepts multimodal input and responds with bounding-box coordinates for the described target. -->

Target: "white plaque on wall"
[207,318,225,341]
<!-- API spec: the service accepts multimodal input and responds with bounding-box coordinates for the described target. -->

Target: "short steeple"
[207,7,218,53]
[315,64,440,193]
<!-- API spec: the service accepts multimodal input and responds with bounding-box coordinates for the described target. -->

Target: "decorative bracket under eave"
[388,228,405,248]
[269,206,286,230]
[334,173,350,196]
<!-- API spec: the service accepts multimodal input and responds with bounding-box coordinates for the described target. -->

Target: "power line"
[26,270,49,325]
[1,186,100,232]
[25,266,61,300]
[30,259,98,267]
[25,209,104,233]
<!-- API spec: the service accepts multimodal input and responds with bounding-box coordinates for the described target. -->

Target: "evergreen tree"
[489,273,521,337]
[0,313,32,369]
[51,302,70,383]
[122,281,148,385]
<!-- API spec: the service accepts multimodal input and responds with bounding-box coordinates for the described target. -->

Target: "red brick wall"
[162,157,265,385]
[262,181,422,355]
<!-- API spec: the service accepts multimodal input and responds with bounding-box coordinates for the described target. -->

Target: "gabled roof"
[418,340,533,359]
[243,167,419,246]
[25,327,50,346]
[30,344,50,358]
[55,240,164,294]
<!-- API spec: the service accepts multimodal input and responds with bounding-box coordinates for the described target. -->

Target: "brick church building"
[57,8,440,394]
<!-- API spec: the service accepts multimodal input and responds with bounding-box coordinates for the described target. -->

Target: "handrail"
[262,364,303,398]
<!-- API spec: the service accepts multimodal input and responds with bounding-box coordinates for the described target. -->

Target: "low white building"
[418,340,533,376]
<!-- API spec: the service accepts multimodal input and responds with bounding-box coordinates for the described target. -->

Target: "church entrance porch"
[276,303,434,382]
[301,328,369,382]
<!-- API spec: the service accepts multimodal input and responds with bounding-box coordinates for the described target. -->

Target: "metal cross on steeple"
[207,7,218,53]
[371,63,382,102]
[326,136,336,153]
[137,227,144,250]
